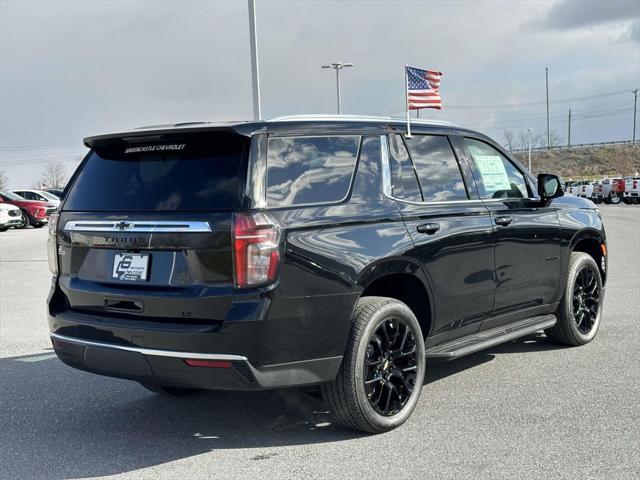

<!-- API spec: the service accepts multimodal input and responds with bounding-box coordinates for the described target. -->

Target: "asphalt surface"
[1,205,639,480]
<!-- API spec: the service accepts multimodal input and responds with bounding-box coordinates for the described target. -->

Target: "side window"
[266,136,360,207]
[388,134,422,202]
[404,135,468,201]
[464,138,529,199]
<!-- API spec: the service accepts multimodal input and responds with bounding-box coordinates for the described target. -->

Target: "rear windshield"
[64,133,247,211]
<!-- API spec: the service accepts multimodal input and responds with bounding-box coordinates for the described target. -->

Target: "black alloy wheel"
[363,318,418,416]
[322,296,425,433]
[572,265,600,335]
[546,252,603,346]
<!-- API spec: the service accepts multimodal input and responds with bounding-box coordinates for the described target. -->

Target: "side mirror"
[537,173,564,201]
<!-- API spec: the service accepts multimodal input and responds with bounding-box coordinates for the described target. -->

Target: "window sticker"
[472,153,511,192]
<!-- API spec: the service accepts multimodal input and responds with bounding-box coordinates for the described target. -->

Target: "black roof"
[82,115,478,148]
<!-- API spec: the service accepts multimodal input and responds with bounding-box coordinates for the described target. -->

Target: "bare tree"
[503,129,516,152]
[518,131,530,150]
[550,130,562,147]
[0,170,7,190]
[40,163,68,190]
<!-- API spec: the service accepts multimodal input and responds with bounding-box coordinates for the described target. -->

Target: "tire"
[0,226,9,232]
[610,194,620,205]
[16,211,30,229]
[321,296,426,433]
[140,383,202,396]
[545,252,603,346]
[32,223,45,229]
[622,197,632,205]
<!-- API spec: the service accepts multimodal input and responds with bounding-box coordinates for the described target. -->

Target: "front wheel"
[16,212,30,229]
[322,296,425,433]
[545,252,603,346]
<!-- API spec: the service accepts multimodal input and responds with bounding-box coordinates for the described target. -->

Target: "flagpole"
[405,65,412,137]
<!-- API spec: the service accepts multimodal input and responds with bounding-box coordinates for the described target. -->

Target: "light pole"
[321,62,354,114]
[633,88,638,147]
[247,0,261,120]
[528,128,533,172]
[545,67,550,149]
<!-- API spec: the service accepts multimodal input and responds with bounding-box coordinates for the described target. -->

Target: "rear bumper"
[50,331,342,390]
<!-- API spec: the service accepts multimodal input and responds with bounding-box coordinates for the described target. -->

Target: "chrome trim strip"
[380,134,393,197]
[63,220,212,233]
[50,333,248,361]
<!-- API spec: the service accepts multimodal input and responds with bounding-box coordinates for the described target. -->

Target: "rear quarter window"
[266,135,360,207]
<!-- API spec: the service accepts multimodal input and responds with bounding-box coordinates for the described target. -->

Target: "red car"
[0,190,56,228]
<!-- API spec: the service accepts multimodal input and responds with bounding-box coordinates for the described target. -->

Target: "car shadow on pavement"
[0,356,360,480]
[0,333,565,479]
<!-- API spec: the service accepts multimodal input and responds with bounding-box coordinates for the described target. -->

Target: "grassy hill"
[513,145,640,180]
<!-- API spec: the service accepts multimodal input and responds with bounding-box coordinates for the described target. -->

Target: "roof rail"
[268,114,456,127]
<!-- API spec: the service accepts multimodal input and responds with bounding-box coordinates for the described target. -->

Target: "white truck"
[576,181,597,201]
[623,177,640,204]
[593,178,623,204]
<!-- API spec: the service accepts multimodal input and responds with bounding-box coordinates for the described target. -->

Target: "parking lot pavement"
[1,205,639,480]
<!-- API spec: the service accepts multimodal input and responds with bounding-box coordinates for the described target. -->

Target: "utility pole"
[545,67,550,149]
[633,88,638,147]
[321,62,354,114]
[247,0,261,120]
[568,109,572,147]
[527,128,533,172]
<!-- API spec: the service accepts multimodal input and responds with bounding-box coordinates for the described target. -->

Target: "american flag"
[406,66,442,110]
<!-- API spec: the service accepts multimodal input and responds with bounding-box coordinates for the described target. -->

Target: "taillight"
[233,212,281,288]
[634,181,638,189]
[47,213,59,275]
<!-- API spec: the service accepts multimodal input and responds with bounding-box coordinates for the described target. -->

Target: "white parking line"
[14,353,57,363]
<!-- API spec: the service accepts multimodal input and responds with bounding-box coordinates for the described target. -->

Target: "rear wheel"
[32,223,45,229]
[321,296,425,433]
[545,252,603,346]
[140,383,202,396]
[622,197,632,204]
[610,194,620,205]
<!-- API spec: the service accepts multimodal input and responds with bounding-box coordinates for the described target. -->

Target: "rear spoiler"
[84,122,267,149]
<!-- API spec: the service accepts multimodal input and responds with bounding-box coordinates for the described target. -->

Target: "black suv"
[48,115,607,433]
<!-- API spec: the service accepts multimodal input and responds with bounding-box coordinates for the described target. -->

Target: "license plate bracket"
[112,253,150,281]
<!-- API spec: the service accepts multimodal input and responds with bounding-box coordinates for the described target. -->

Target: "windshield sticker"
[124,144,186,154]
[473,154,510,191]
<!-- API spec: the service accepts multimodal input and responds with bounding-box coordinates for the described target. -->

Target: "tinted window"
[389,134,422,202]
[64,133,246,211]
[464,138,528,199]
[404,135,468,202]
[266,136,359,207]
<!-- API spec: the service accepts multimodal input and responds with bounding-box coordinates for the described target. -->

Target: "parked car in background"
[0,190,55,228]
[623,177,640,204]
[44,188,65,200]
[0,203,22,231]
[11,189,61,208]
[594,179,622,205]
[48,116,607,433]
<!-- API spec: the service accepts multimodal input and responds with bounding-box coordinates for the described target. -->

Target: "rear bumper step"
[50,332,342,390]
[425,314,557,360]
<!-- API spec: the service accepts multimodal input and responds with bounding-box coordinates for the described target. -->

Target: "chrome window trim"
[268,114,456,127]
[50,333,248,361]
[380,134,393,197]
[63,220,212,233]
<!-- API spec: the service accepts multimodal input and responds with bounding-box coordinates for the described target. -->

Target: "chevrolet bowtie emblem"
[116,221,133,230]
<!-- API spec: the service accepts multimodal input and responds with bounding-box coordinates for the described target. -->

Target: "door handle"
[416,223,440,235]
[495,216,513,227]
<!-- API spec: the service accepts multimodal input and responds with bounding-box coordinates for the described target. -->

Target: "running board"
[425,314,557,360]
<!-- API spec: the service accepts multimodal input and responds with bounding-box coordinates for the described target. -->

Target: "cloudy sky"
[1,0,638,188]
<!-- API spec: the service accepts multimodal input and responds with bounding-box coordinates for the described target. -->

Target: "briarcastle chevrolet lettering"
[47,116,607,433]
